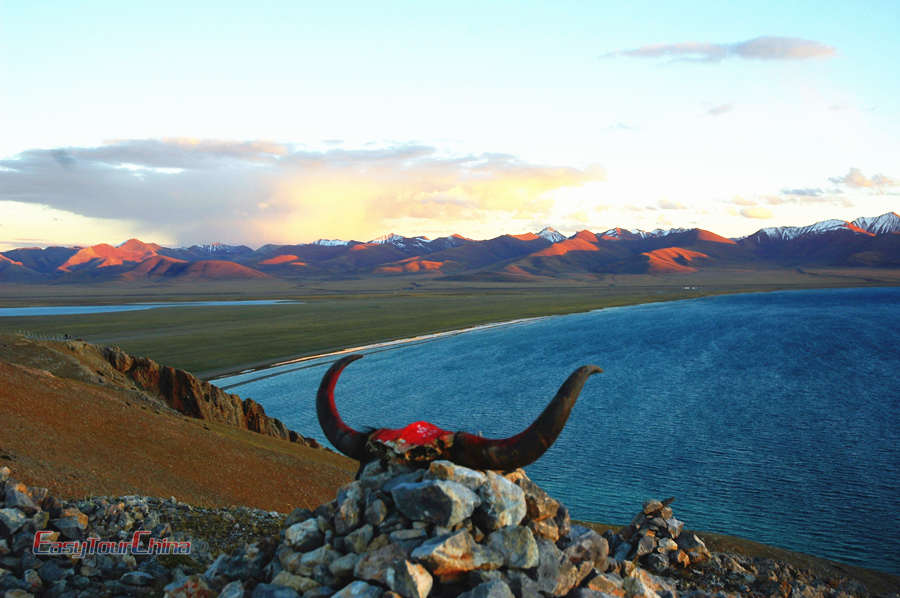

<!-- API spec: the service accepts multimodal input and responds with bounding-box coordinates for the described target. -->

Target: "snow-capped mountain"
[851,212,900,235]
[600,227,688,240]
[314,239,349,246]
[754,219,866,241]
[537,227,566,243]
[367,233,431,250]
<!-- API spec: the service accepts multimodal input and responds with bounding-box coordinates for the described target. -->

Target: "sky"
[1,1,898,250]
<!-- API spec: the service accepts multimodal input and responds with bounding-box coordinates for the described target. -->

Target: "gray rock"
[37,560,72,584]
[328,552,359,581]
[410,530,503,578]
[642,500,663,515]
[344,523,374,554]
[485,526,539,569]
[561,525,609,572]
[251,582,301,598]
[553,503,571,538]
[534,538,579,597]
[334,482,364,535]
[4,484,38,516]
[120,571,154,586]
[386,560,433,598]
[271,570,319,593]
[218,580,245,598]
[284,519,323,552]
[612,541,632,563]
[381,471,425,493]
[513,476,559,522]
[458,579,515,598]
[363,498,388,527]
[353,543,406,585]
[475,472,526,531]
[389,528,428,542]
[584,571,624,594]
[0,509,27,537]
[332,580,383,598]
[676,532,711,564]
[634,534,656,558]
[391,480,480,527]
[664,518,683,539]
[426,460,487,490]
[643,552,668,574]
[505,569,542,598]
[299,545,341,571]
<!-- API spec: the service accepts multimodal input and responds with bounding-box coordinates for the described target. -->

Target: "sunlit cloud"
[0,140,605,246]
[829,168,898,190]
[659,199,686,209]
[605,36,835,63]
[741,207,773,219]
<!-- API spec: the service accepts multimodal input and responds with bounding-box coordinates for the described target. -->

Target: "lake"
[0,300,301,317]
[218,287,900,574]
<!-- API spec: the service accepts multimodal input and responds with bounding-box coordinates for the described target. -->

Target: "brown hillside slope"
[0,335,354,511]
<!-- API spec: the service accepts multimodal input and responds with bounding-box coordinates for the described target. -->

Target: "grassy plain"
[1,268,898,377]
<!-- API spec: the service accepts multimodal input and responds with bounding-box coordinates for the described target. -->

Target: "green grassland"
[1,268,898,377]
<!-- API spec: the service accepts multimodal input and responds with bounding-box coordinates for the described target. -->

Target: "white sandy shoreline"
[211,315,549,388]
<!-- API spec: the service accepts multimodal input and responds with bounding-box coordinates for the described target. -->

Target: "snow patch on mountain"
[756,219,861,241]
[851,212,900,235]
[537,227,566,243]
[314,239,349,246]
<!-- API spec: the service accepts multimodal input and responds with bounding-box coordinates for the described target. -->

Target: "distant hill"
[2,212,898,283]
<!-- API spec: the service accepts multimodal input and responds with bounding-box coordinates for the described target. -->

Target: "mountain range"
[1,212,898,283]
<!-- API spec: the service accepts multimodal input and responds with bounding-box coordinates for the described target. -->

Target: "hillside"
[0,334,354,511]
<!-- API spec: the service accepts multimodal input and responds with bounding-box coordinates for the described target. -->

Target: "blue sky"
[1,1,897,248]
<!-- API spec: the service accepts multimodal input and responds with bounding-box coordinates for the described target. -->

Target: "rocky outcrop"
[0,463,888,598]
[101,345,319,448]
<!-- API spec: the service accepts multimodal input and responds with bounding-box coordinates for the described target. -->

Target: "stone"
[386,560,433,598]
[642,553,668,574]
[391,480,480,527]
[284,518,323,552]
[485,526,539,569]
[36,560,70,584]
[353,543,406,585]
[676,532,711,564]
[344,523,374,554]
[50,509,88,540]
[284,507,313,527]
[534,538,580,596]
[271,571,319,593]
[664,518,683,539]
[4,484,38,516]
[250,583,300,598]
[300,545,341,571]
[217,580,244,598]
[363,498,388,527]
[634,535,655,558]
[562,525,609,572]
[585,571,625,596]
[426,460,487,490]
[513,476,559,521]
[657,538,678,553]
[389,528,428,542]
[334,482,364,535]
[622,569,677,598]
[553,503,571,538]
[331,580,383,597]
[612,541,632,563]
[410,530,503,578]
[381,470,425,493]
[0,509,27,537]
[641,500,663,516]
[527,516,559,541]
[475,472,526,531]
[505,569,542,598]
[458,579,515,598]
[162,574,216,598]
[121,571,154,586]
[22,570,41,593]
[328,552,359,581]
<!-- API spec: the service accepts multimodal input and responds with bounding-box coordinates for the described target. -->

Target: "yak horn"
[316,354,370,461]
[449,364,602,470]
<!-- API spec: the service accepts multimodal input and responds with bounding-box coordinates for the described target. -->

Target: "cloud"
[829,168,898,190]
[605,36,835,62]
[781,188,824,197]
[0,140,605,245]
[658,199,686,209]
[740,207,773,219]
[706,104,733,116]
[730,196,756,206]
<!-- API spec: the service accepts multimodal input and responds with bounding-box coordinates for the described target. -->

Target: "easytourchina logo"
[33,530,191,559]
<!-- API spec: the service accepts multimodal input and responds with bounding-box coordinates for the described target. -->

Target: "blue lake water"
[218,287,900,574]
[0,300,300,317]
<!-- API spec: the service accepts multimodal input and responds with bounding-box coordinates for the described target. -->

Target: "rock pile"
[242,460,684,598]
[604,498,711,575]
[0,465,282,597]
[0,462,884,598]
